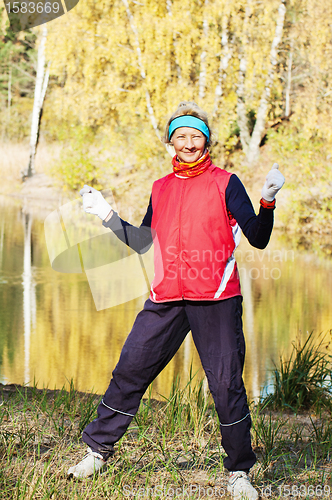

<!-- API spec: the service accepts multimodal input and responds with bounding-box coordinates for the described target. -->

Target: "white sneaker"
[227,471,259,500]
[67,447,106,479]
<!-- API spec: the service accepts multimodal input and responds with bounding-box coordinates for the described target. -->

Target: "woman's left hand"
[261,163,285,202]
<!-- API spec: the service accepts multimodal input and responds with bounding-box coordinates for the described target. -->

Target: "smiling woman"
[171,127,206,164]
[71,101,285,500]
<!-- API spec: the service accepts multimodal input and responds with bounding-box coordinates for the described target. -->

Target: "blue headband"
[168,115,210,141]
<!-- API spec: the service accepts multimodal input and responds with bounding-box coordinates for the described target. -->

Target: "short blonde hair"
[163,101,212,147]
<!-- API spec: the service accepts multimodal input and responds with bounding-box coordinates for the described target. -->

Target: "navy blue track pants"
[82,296,256,471]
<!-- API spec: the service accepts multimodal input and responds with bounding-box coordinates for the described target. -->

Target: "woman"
[68,102,285,500]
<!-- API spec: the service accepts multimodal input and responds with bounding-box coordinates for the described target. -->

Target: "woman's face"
[171,127,206,163]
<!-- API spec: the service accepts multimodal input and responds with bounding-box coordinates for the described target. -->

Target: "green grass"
[0,373,332,499]
[262,331,332,412]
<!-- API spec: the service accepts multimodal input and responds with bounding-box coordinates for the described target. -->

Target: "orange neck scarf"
[172,150,212,178]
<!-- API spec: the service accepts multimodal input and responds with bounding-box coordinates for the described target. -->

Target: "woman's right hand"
[80,185,113,221]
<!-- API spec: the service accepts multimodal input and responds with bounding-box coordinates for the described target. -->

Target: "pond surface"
[1,194,332,401]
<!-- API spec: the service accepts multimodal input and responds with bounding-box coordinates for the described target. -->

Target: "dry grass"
[0,141,62,195]
[0,141,29,192]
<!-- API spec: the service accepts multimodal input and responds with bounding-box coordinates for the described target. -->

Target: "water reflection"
[0,194,332,401]
[241,269,260,400]
[22,213,36,384]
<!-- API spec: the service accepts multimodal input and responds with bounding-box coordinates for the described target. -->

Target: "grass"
[1,369,332,499]
[262,331,332,412]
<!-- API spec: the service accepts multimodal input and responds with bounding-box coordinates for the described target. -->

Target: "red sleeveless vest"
[149,163,242,302]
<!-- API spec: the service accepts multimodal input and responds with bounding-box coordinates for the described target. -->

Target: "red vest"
[149,164,242,302]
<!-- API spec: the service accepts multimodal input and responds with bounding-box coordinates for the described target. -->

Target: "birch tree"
[22,26,49,179]
[285,38,293,117]
[45,0,332,170]
[237,0,287,163]
[166,0,182,84]
[198,0,209,101]
[236,0,252,155]
[246,0,286,163]
[121,0,161,141]
[213,7,233,116]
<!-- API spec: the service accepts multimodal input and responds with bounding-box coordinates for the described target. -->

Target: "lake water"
[1,194,332,401]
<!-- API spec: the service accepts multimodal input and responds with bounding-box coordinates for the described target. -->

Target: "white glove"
[79,185,112,220]
[261,163,285,202]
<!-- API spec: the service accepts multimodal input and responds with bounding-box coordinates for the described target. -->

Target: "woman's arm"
[226,175,274,249]
[102,197,153,254]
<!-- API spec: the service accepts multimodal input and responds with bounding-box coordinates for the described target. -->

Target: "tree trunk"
[213,8,233,117]
[22,26,49,180]
[166,0,182,84]
[236,0,252,156]
[246,0,286,163]
[198,0,209,101]
[285,39,293,117]
[121,0,161,140]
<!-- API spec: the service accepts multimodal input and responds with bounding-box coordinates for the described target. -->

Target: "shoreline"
[0,173,73,214]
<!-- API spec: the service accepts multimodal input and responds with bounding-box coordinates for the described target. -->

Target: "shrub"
[51,126,103,192]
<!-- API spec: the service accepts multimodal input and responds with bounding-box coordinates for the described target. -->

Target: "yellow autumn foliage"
[24,0,332,243]
[43,0,331,146]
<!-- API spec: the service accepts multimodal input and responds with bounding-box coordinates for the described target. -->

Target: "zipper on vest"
[178,181,186,299]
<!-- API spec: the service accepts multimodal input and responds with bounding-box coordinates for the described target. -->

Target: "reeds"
[248,331,332,488]
[262,331,332,412]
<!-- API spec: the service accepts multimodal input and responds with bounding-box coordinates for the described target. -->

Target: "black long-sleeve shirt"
[102,174,274,253]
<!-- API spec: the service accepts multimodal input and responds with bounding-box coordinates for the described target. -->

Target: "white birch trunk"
[236,0,252,156]
[166,0,182,84]
[246,0,286,163]
[41,61,50,108]
[121,0,161,140]
[213,10,233,116]
[198,0,209,101]
[285,40,293,117]
[236,61,251,157]
[23,26,49,179]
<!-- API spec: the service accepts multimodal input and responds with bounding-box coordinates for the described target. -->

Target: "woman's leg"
[186,296,256,472]
[82,299,190,457]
